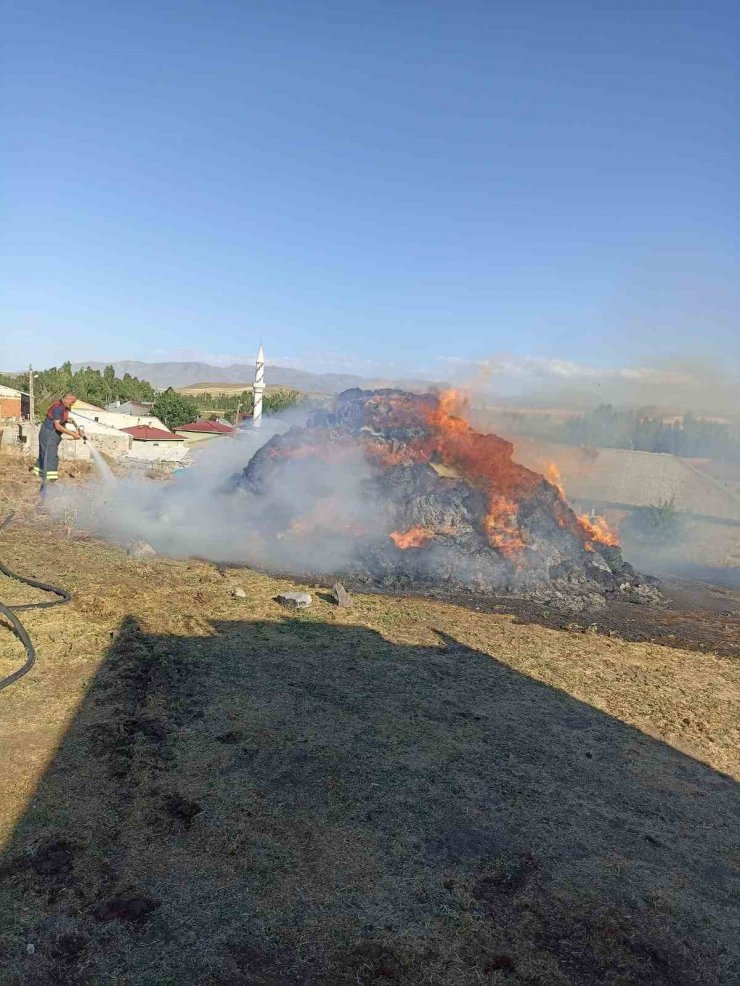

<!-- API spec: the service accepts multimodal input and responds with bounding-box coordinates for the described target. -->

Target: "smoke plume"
[49,410,389,575]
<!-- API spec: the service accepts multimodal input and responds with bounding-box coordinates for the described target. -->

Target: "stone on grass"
[127,540,156,559]
[277,591,312,610]
[231,588,247,599]
[331,582,353,608]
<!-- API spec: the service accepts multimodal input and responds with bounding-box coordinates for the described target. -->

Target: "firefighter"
[34,392,83,496]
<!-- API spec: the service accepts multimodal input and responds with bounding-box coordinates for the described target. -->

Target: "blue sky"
[2,1,739,390]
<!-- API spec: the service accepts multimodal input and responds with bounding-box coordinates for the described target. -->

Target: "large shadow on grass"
[1,617,738,985]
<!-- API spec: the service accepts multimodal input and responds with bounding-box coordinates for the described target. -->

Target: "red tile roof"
[175,421,234,434]
[121,425,184,442]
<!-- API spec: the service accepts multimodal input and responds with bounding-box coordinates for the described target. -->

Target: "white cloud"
[436,355,695,387]
[432,354,740,416]
[616,367,694,385]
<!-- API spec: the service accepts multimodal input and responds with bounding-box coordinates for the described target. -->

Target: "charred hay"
[236,389,661,613]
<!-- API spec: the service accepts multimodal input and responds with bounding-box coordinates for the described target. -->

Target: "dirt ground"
[0,450,738,985]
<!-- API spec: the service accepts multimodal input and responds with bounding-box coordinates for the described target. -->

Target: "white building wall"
[127,440,189,463]
[15,420,130,461]
[65,413,134,459]
[174,430,221,444]
[76,409,169,432]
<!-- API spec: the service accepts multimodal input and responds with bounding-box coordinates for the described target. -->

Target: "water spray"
[73,423,116,486]
[87,441,116,486]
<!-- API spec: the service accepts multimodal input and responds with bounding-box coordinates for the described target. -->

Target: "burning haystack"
[235,389,660,612]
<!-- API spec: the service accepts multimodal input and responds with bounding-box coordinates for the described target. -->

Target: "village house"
[105,399,155,417]
[12,398,187,465]
[0,384,30,420]
[174,420,235,444]
[73,398,168,433]
[121,425,189,463]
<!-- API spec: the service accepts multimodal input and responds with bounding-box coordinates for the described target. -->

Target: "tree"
[264,389,301,414]
[0,363,156,417]
[189,387,302,417]
[152,388,200,431]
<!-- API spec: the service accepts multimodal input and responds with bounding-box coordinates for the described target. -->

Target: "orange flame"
[365,440,423,469]
[277,390,620,559]
[420,390,539,555]
[390,526,434,549]
[421,393,621,553]
[544,458,619,547]
[544,462,565,497]
[578,513,619,547]
[436,388,469,418]
[484,495,526,558]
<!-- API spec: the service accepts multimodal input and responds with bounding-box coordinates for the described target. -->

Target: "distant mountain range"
[71,360,440,395]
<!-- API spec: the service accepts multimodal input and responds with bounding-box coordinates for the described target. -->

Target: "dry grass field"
[176,383,287,396]
[0,449,738,984]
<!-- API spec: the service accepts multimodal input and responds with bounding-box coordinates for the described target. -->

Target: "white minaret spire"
[253,344,265,428]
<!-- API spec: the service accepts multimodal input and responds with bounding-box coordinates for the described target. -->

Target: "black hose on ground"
[0,511,71,693]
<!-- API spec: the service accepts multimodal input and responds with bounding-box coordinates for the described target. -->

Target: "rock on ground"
[276,592,312,610]
[127,541,156,559]
[331,583,353,608]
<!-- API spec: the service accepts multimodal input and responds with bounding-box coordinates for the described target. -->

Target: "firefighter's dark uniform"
[34,401,70,490]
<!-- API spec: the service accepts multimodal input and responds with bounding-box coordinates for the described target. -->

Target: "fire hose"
[0,512,71,693]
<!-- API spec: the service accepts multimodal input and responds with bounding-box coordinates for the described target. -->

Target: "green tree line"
[0,362,156,417]
[564,406,740,462]
[0,362,303,430]
[493,404,740,464]
[150,387,302,430]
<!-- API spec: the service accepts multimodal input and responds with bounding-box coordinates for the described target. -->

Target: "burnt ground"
[0,449,739,984]
[329,570,740,659]
[256,567,740,661]
[446,577,740,659]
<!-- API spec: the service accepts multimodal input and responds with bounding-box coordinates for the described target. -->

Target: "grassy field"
[175,383,302,419]
[0,449,738,984]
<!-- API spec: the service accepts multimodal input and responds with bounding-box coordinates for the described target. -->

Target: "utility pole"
[28,364,35,424]
[234,401,242,427]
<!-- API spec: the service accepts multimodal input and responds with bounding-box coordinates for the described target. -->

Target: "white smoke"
[49,410,390,574]
[45,399,740,590]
